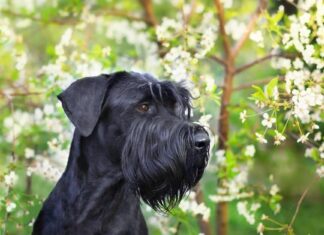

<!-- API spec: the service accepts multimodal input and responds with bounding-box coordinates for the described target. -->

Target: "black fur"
[32,71,209,235]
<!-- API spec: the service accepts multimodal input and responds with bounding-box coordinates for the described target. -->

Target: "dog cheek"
[96,122,125,163]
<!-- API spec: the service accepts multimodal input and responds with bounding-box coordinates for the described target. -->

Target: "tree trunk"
[216,64,234,235]
[195,185,212,235]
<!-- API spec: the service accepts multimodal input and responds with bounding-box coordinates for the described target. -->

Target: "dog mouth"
[121,118,210,212]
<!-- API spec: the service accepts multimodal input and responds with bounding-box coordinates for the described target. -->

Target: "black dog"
[32,71,209,235]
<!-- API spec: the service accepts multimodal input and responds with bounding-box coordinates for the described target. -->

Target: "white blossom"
[209,191,254,203]
[297,132,310,143]
[221,0,233,8]
[156,18,182,41]
[60,28,73,46]
[28,157,63,182]
[163,46,194,81]
[227,169,248,194]
[43,104,55,115]
[261,214,268,220]
[203,75,217,92]
[256,133,267,144]
[195,26,217,58]
[320,143,324,159]
[250,30,264,47]
[314,132,321,142]
[251,203,261,212]
[274,130,286,145]
[316,166,324,178]
[216,150,226,166]
[312,124,320,130]
[261,113,276,128]
[15,53,27,71]
[225,19,246,41]
[179,192,210,222]
[237,201,258,225]
[257,223,265,235]
[270,184,280,196]
[4,171,18,187]
[6,201,16,213]
[34,108,44,121]
[271,57,291,70]
[25,148,35,159]
[244,145,256,157]
[198,114,212,128]
[305,148,313,158]
[293,58,304,69]
[240,110,247,123]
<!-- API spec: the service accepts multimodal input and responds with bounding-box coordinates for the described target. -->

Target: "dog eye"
[137,103,150,113]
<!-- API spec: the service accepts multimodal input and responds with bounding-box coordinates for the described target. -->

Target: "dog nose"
[194,129,210,150]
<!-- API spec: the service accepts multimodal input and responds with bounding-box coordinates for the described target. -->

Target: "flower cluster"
[237,201,261,225]
[2,103,70,182]
[179,191,210,222]
[157,12,217,82]
[248,1,323,167]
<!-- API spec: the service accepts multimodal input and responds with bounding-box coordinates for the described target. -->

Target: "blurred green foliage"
[0,0,323,235]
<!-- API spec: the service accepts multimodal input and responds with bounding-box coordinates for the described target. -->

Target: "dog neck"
[61,131,140,227]
[33,130,148,234]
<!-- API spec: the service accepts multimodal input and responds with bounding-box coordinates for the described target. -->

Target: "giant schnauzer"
[32,71,210,235]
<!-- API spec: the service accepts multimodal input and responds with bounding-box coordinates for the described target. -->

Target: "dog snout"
[193,128,210,150]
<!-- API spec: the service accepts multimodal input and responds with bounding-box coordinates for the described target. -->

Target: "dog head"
[58,71,209,211]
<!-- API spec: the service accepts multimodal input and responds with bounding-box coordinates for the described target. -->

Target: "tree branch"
[233,76,284,91]
[209,55,227,67]
[235,53,277,74]
[138,0,158,27]
[214,0,231,59]
[103,9,147,22]
[0,9,79,25]
[233,77,273,91]
[194,185,212,235]
[235,53,297,74]
[137,0,169,57]
[232,0,267,57]
[1,8,146,25]
[0,90,45,97]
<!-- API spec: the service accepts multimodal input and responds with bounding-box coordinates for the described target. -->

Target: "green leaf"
[251,85,267,101]
[265,77,278,98]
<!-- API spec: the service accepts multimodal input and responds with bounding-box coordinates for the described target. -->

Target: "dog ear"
[58,74,110,137]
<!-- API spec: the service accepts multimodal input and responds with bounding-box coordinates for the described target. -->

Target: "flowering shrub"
[0,0,323,235]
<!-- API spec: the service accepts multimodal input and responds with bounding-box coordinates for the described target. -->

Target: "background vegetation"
[0,0,323,235]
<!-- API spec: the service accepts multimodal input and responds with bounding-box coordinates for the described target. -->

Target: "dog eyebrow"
[156,83,163,103]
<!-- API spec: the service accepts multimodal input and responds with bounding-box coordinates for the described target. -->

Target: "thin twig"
[288,132,318,148]
[183,0,197,25]
[284,0,307,12]
[174,222,182,235]
[232,0,267,57]
[288,177,319,229]
[0,91,46,97]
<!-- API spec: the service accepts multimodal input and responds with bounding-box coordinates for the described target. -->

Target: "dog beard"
[122,118,209,212]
